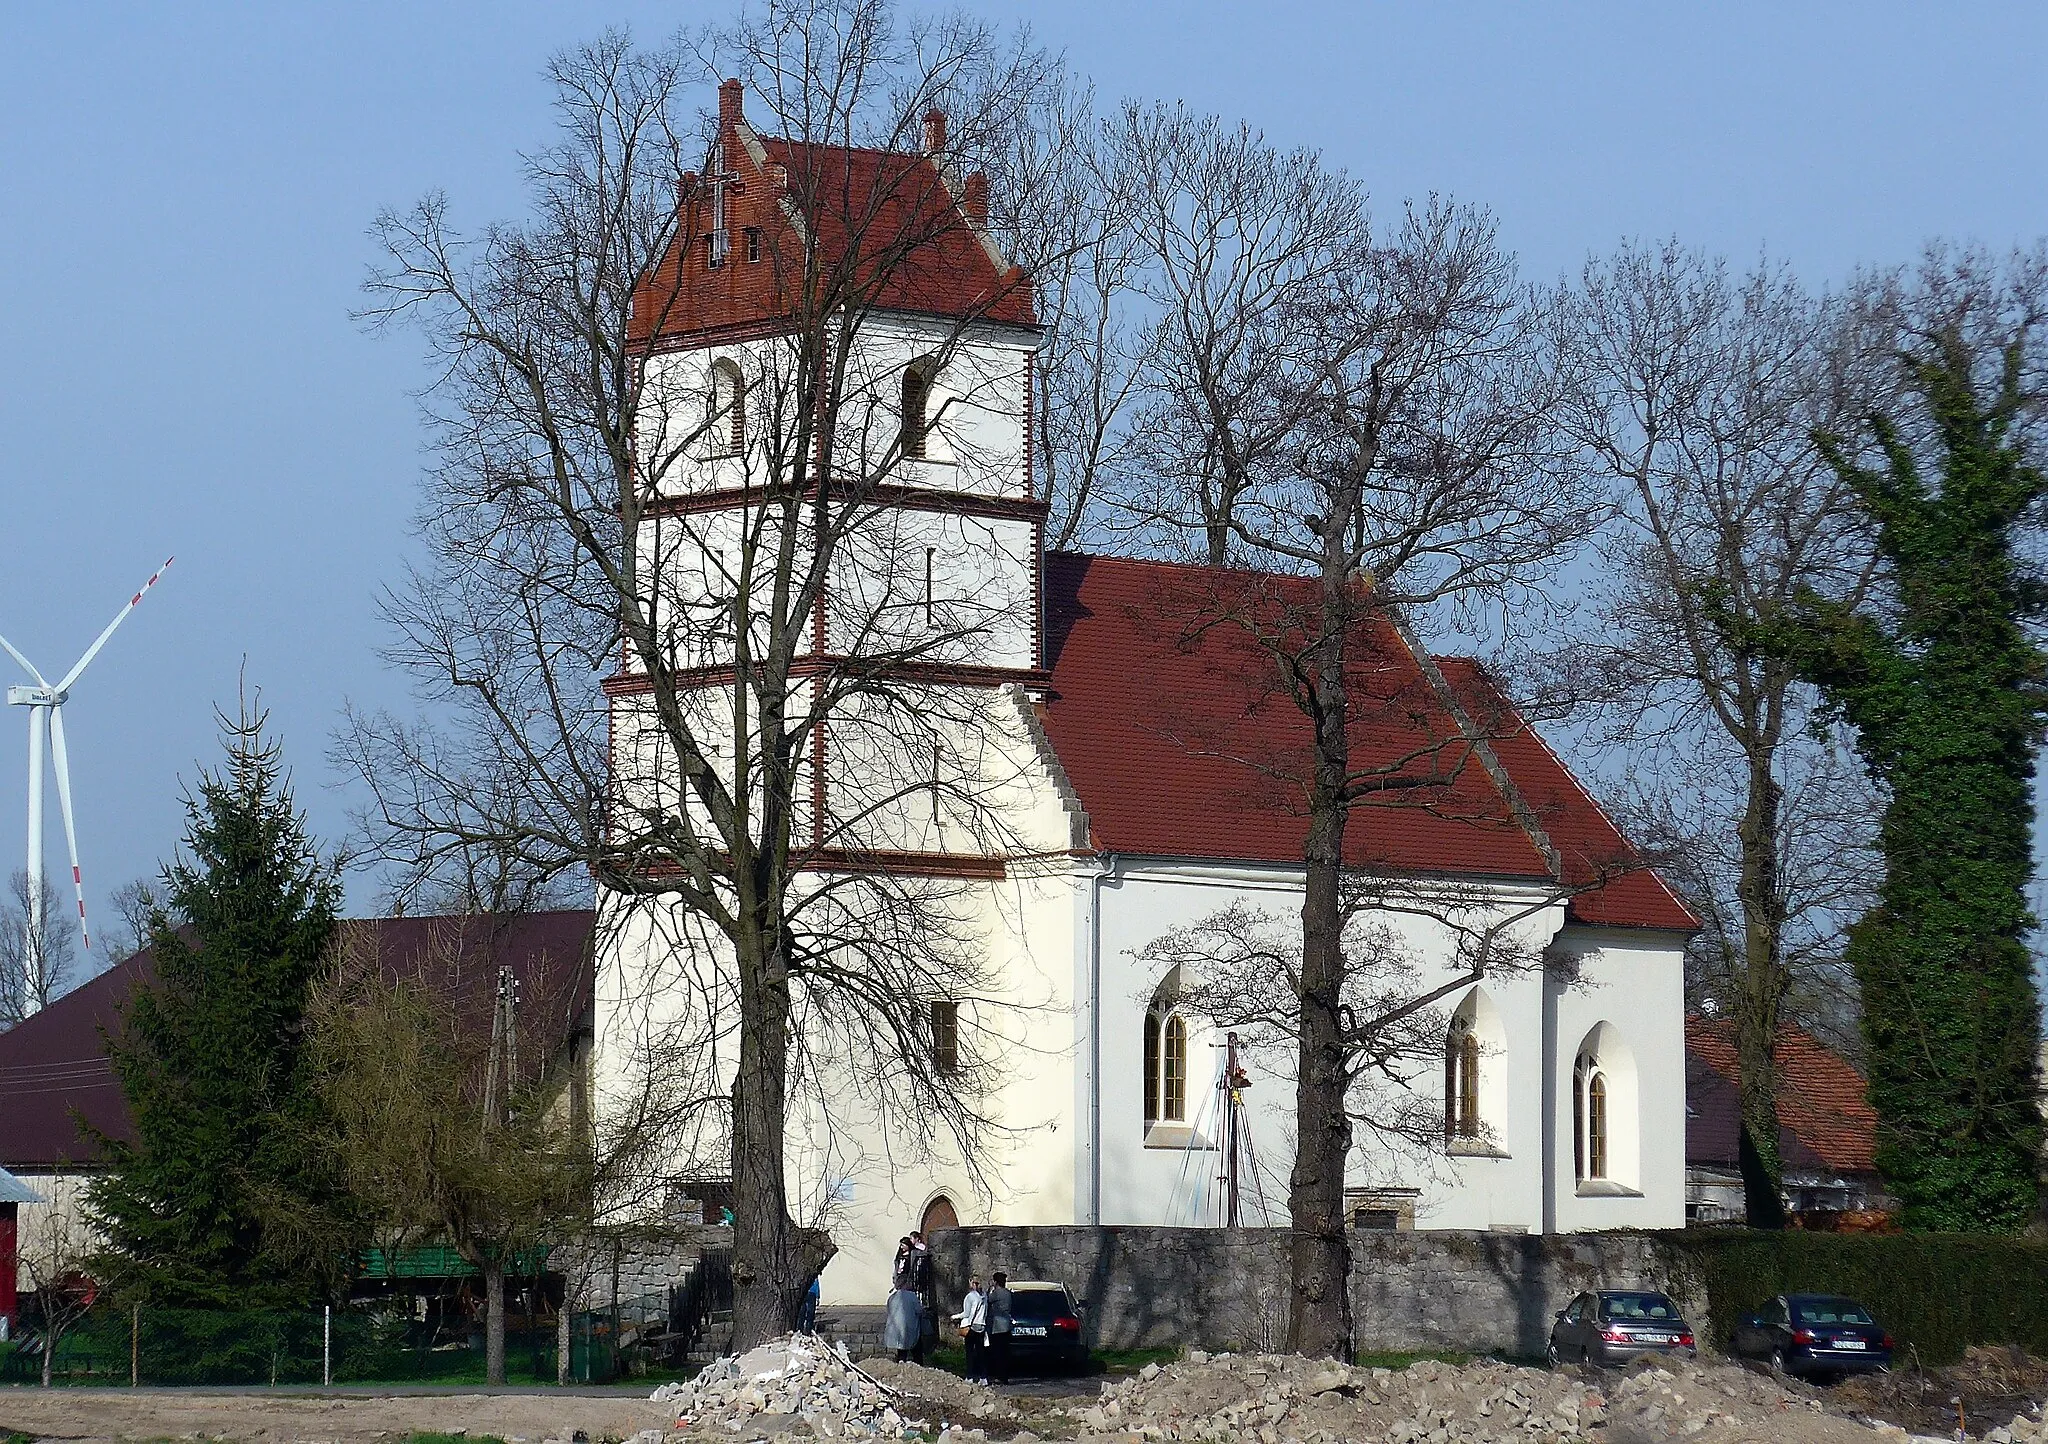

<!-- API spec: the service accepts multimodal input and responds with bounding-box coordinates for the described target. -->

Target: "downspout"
[1086,852,1120,1225]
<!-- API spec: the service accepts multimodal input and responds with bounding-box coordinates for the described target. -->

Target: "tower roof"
[630,81,1034,348]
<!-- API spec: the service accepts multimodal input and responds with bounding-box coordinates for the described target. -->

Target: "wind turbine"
[1,558,174,1018]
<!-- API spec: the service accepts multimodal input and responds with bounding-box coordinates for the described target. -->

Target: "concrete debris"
[654,1336,1009,1440]
[1066,1350,1910,1443]
[1987,1400,2048,1444]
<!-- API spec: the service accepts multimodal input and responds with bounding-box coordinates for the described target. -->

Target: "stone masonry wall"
[927,1227,1701,1359]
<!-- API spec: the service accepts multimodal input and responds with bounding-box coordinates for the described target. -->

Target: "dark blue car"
[1728,1294,1893,1380]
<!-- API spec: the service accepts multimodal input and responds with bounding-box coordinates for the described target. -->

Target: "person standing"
[955,1275,988,1383]
[798,1274,820,1334]
[908,1231,936,1365]
[883,1237,924,1362]
[985,1271,1013,1385]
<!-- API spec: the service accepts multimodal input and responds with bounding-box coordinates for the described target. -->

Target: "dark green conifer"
[1764,332,2046,1231]
[90,701,353,1304]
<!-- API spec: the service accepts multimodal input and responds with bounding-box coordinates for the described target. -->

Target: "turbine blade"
[0,631,48,687]
[48,706,89,952]
[56,556,175,694]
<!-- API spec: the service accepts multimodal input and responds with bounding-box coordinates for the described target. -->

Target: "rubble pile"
[1986,1401,2048,1444]
[1069,1351,1894,1443]
[652,1337,1010,1440]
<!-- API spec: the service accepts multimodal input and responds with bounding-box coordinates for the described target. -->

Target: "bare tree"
[1130,160,1595,1356]
[101,877,166,963]
[340,5,1059,1347]
[15,1172,99,1387]
[980,71,1152,548]
[1114,104,1364,565]
[1553,242,1881,1225]
[1,869,76,1027]
[308,923,597,1385]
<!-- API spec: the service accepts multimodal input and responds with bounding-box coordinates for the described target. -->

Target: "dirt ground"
[0,1386,672,1444]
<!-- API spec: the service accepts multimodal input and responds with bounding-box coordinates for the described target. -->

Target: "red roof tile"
[1685,1017,1879,1174]
[1039,552,1695,931]
[631,89,1033,347]
[0,912,595,1172]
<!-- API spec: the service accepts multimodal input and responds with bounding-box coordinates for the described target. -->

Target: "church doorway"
[920,1195,959,1235]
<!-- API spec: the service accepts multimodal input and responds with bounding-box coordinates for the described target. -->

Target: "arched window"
[1445,1018,1481,1140]
[900,358,934,459]
[1143,1013,1161,1123]
[1162,1014,1187,1122]
[1587,1073,1609,1180]
[1574,1053,1611,1181]
[708,358,744,455]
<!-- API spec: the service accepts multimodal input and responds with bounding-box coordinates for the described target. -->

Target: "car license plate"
[1834,1339,1866,1350]
[1643,1334,1676,1345]
[1016,1326,1047,1337]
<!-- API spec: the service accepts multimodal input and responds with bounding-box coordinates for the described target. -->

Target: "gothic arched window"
[1445,1019,1481,1140]
[1574,1053,1611,1181]
[1142,1007,1188,1125]
[708,359,745,456]
[900,358,934,459]
[1162,1014,1187,1122]
[1143,1012,1160,1123]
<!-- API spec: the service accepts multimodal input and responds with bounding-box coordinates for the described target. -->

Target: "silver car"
[1547,1290,1697,1367]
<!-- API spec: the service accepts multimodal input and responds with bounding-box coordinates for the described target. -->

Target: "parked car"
[1727,1294,1893,1380]
[1547,1290,1697,1367]
[999,1281,1089,1375]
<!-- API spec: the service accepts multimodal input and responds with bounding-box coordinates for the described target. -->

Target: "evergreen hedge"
[1656,1230,2048,1365]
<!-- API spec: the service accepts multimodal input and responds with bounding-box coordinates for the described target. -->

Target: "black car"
[998,1281,1088,1375]
[1728,1294,1893,1380]
[1547,1290,1697,1367]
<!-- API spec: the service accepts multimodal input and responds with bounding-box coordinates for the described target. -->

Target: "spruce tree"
[90,702,353,1304]
[1764,332,2046,1231]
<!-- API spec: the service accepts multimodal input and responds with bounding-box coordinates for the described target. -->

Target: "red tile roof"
[0,912,595,1172]
[1038,552,1695,931]
[1685,1017,1879,1174]
[631,88,1033,347]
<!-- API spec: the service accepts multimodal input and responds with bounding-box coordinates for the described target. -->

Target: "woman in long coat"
[882,1237,925,1360]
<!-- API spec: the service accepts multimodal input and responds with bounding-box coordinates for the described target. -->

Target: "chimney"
[923,107,947,155]
[962,171,989,228]
[720,78,744,127]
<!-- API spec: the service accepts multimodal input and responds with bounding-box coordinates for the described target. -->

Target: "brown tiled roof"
[630,85,1033,347]
[1686,1016,1879,1175]
[0,912,595,1172]
[1037,552,1695,930]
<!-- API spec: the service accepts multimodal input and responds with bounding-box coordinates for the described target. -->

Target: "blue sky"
[1,2,2043,971]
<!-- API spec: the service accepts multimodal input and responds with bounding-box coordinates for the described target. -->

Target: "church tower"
[612,80,1045,870]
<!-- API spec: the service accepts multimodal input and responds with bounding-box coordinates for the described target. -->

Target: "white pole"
[24,706,45,1016]
[323,1304,332,1386]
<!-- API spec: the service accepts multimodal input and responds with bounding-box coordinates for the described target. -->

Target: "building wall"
[1088,861,1689,1238]
[928,1224,1701,1356]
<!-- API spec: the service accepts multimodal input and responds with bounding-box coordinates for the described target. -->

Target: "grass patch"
[405,1434,510,1444]
[1093,1348,1180,1375]
[1354,1350,1475,1370]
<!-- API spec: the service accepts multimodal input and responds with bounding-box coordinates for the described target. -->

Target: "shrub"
[1655,1230,2048,1365]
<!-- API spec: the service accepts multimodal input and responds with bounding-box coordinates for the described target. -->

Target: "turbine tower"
[1,558,174,1018]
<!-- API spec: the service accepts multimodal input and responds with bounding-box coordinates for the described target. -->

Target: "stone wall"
[927,1227,1700,1359]
[552,1225,732,1311]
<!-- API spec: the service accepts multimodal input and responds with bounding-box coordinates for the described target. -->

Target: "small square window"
[744,228,762,263]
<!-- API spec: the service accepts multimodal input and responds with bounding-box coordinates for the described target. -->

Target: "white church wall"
[1546,929,1689,1234]
[824,509,1035,668]
[1088,864,1690,1237]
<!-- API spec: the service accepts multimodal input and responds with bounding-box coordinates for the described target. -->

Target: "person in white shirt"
[955,1276,989,1383]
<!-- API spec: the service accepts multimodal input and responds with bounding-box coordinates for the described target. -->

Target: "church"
[596,82,1697,1305]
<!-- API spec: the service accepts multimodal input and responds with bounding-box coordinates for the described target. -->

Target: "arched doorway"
[920,1194,959,1235]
